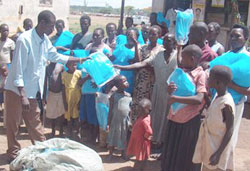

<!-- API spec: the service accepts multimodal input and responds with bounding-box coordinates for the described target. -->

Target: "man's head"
[207,22,220,42]
[37,10,56,36]
[230,24,249,50]
[163,33,176,51]
[93,28,105,45]
[0,24,9,40]
[126,27,139,46]
[125,17,133,29]
[181,44,202,70]
[80,15,91,34]
[55,19,65,36]
[188,22,208,46]
[150,12,157,26]
[106,23,117,39]
[23,18,33,31]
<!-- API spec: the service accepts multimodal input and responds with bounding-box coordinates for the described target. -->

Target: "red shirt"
[199,44,218,63]
[168,67,207,123]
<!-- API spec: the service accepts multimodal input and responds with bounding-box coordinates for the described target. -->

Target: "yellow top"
[61,70,81,89]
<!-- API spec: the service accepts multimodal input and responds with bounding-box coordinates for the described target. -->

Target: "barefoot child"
[45,63,65,137]
[193,65,235,171]
[62,61,82,139]
[161,45,207,171]
[107,75,132,160]
[127,98,153,170]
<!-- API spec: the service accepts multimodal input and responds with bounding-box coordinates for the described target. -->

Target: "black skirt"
[161,115,202,171]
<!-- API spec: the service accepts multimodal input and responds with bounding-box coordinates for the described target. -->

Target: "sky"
[70,0,152,9]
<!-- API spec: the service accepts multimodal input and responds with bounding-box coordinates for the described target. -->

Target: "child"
[0,24,15,64]
[161,45,207,171]
[193,65,235,171]
[127,98,153,171]
[104,23,117,51]
[62,61,82,139]
[107,75,132,160]
[45,63,65,137]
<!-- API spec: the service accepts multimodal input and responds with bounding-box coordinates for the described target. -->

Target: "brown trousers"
[5,90,46,159]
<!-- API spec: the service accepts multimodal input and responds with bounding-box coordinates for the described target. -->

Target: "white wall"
[248,1,250,26]
[152,0,165,13]
[0,0,70,34]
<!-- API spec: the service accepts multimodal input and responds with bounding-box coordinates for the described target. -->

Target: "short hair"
[182,44,202,60]
[0,24,8,31]
[139,98,152,108]
[94,28,105,37]
[80,14,91,25]
[38,10,55,24]
[113,75,126,87]
[208,22,221,34]
[106,23,117,30]
[23,18,32,26]
[127,27,139,38]
[196,8,201,12]
[150,12,157,17]
[56,19,65,28]
[232,24,249,40]
[126,17,133,22]
[210,65,232,85]
[151,25,162,37]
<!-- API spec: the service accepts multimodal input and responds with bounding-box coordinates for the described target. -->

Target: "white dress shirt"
[5,29,69,99]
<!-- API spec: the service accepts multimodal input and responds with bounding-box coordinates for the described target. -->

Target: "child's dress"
[127,115,152,161]
[107,92,132,150]
[62,70,81,121]
[193,93,235,171]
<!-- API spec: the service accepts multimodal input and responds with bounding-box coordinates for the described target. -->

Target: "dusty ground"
[0,106,250,171]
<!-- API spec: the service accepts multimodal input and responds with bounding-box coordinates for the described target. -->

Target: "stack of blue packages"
[210,52,250,104]
[175,9,194,45]
[82,52,118,87]
[167,68,196,114]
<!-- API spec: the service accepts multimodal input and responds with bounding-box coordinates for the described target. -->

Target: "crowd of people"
[0,7,249,171]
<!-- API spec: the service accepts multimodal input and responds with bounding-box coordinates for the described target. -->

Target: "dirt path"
[0,114,249,171]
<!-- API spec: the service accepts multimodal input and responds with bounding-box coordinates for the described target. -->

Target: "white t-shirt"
[0,38,15,64]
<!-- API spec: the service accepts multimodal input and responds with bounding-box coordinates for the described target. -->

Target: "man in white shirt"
[227,24,250,150]
[4,10,88,162]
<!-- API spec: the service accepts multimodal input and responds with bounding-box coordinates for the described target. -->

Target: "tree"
[125,6,134,16]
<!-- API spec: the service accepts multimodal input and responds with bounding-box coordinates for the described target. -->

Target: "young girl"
[107,75,132,160]
[193,65,235,171]
[62,61,82,139]
[127,98,153,171]
[162,45,207,171]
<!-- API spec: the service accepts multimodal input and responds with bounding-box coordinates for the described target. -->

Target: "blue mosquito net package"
[82,52,118,87]
[167,68,196,114]
[53,31,74,48]
[63,50,89,70]
[157,12,170,28]
[210,52,250,104]
[81,70,101,94]
[96,93,110,130]
[175,9,194,45]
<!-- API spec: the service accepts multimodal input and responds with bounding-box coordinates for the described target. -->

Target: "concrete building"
[0,0,70,33]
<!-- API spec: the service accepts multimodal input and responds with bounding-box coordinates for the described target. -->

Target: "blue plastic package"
[210,52,250,104]
[167,68,196,114]
[96,93,110,130]
[81,70,101,94]
[116,32,145,47]
[112,45,135,94]
[82,52,118,87]
[157,12,170,28]
[53,31,74,48]
[63,50,89,70]
[175,9,194,45]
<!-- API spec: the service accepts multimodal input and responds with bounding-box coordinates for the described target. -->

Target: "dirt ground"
[0,106,250,171]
